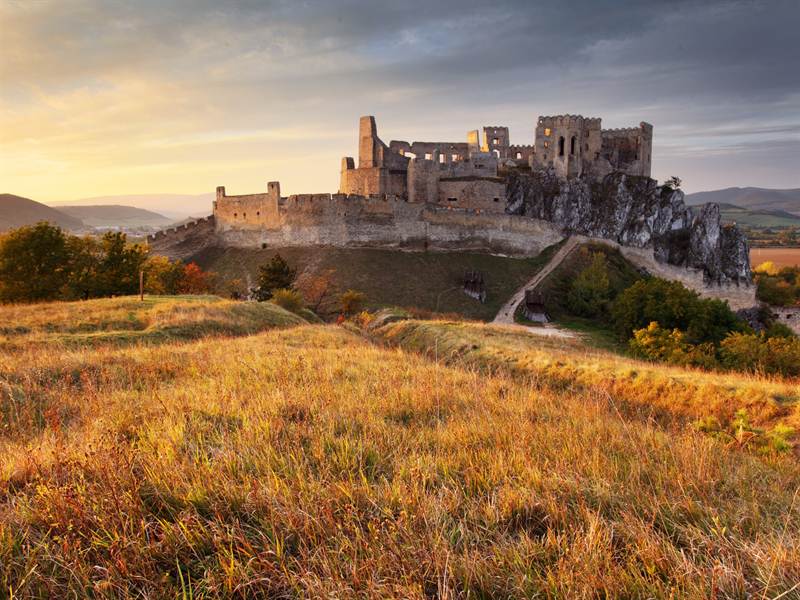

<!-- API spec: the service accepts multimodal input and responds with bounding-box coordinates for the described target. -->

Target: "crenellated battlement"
[147,216,214,242]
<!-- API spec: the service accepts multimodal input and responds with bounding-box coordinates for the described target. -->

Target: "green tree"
[251,254,296,301]
[94,232,148,297]
[565,252,611,318]
[0,223,71,302]
[63,235,102,300]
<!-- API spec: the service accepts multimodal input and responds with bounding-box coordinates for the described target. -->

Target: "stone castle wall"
[211,191,563,256]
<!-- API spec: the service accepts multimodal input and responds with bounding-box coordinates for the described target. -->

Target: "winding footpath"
[491,236,581,338]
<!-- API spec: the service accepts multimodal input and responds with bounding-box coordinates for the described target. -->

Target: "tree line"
[0,223,212,303]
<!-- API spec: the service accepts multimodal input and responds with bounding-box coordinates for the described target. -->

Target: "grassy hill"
[192,244,562,320]
[0,295,306,350]
[686,187,800,216]
[1,296,798,596]
[0,193,84,232]
[55,204,173,228]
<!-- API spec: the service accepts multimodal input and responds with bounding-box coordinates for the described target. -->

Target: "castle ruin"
[150,114,754,309]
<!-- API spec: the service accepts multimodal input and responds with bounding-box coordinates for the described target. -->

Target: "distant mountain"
[0,193,84,232]
[48,194,214,221]
[56,205,173,228]
[685,187,800,216]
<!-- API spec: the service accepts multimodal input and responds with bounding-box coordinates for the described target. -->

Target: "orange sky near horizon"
[2,1,798,203]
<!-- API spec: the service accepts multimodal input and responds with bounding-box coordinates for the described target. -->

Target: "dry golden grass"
[1,299,799,597]
[0,295,305,351]
[374,319,800,452]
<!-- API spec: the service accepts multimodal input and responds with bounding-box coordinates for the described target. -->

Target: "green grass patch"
[191,244,564,321]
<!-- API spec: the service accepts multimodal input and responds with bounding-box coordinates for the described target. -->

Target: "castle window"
[570,136,576,156]
[516,152,522,159]
[493,197,500,202]
[439,154,445,163]
[595,152,600,160]
[425,153,432,160]
[447,197,458,202]
[585,143,589,152]
[544,128,551,136]
[558,137,565,157]
[452,154,458,162]
[233,212,238,218]
[493,138,499,145]
[243,213,246,218]
[544,141,550,149]
[256,211,260,216]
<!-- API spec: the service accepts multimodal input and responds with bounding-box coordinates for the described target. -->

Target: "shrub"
[270,288,305,313]
[629,322,717,369]
[612,277,745,344]
[339,290,366,315]
[719,332,800,377]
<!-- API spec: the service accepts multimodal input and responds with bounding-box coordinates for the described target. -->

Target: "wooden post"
[139,270,144,301]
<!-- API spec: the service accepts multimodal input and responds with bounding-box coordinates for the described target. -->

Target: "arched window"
[570,136,576,156]
[558,136,565,157]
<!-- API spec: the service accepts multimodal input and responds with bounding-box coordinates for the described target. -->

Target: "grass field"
[1,297,799,597]
[751,247,800,269]
[191,245,562,320]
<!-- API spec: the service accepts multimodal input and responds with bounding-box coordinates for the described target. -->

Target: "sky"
[1,0,799,203]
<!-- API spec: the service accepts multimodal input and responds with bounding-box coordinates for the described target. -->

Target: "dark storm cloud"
[1,0,798,195]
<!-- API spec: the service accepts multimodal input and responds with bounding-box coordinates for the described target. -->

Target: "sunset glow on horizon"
[2,0,798,203]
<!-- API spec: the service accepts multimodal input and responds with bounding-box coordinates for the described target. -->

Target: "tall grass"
[0,301,799,596]
[374,319,800,452]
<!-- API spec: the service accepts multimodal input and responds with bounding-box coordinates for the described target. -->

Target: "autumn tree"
[295,267,338,314]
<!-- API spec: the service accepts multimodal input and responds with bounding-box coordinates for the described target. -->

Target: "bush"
[270,288,304,313]
[755,265,800,307]
[629,322,717,369]
[339,290,366,315]
[720,332,800,377]
[611,277,745,344]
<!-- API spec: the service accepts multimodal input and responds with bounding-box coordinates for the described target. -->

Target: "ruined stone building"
[150,113,754,309]
[338,115,652,207]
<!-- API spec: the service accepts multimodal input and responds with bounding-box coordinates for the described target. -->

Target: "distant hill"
[711,203,800,228]
[685,187,800,216]
[49,193,214,221]
[0,193,84,232]
[56,205,173,228]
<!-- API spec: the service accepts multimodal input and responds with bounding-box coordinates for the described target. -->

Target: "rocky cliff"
[505,170,751,285]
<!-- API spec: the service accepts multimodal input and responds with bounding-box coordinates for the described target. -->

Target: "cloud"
[1,0,798,199]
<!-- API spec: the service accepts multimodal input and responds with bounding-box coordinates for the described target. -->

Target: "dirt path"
[493,236,580,326]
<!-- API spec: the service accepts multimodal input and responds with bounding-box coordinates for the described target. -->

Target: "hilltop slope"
[1,298,798,596]
[0,193,83,231]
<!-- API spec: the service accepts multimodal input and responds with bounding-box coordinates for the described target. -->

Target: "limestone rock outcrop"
[505,170,751,285]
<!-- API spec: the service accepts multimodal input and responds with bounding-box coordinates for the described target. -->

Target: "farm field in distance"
[750,247,800,269]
